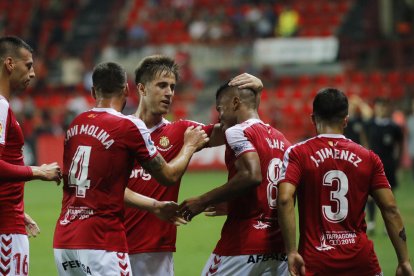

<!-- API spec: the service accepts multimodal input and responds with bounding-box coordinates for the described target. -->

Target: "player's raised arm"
[141,125,209,186]
[371,188,413,276]
[228,73,263,93]
[178,151,262,221]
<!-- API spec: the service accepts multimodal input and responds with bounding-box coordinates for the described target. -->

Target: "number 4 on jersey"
[68,146,91,198]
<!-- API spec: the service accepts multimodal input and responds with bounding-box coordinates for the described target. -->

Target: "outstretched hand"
[31,162,62,185]
[228,73,263,93]
[178,196,207,222]
[204,202,228,217]
[154,201,187,226]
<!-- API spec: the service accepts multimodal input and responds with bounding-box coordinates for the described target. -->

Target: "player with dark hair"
[179,82,291,275]
[53,61,208,275]
[125,55,264,275]
[277,88,413,276]
[0,35,62,276]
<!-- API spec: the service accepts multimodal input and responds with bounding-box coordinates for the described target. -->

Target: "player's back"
[54,108,157,252]
[282,134,389,275]
[215,119,290,255]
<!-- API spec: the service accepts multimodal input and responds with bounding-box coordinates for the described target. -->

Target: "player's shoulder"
[175,119,205,127]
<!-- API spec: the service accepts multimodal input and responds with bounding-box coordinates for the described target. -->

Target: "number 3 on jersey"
[322,170,349,223]
[68,146,91,198]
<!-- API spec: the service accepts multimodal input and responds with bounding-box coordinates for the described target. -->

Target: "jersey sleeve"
[369,151,391,191]
[0,160,33,181]
[225,126,255,158]
[279,145,302,186]
[179,120,215,137]
[124,117,158,162]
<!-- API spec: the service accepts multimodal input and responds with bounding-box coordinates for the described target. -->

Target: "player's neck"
[237,109,259,124]
[135,108,163,128]
[316,124,343,135]
[95,98,124,112]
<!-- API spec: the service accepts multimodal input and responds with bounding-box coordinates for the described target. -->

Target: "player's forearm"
[163,144,197,184]
[207,124,225,147]
[124,187,158,212]
[200,171,260,206]
[278,194,297,254]
[0,160,33,181]
[380,205,411,263]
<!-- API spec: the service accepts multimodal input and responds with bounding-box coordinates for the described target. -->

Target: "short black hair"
[92,62,126,96]
[313,88,348,123]
[0,36,33,60]
[215,80,257,108]
[134,55,179,85]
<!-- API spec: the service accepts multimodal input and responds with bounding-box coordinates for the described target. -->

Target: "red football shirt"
[53,108,158,252]
[124,118,214,254]
[0,96,31,234]
[214,119,291,255]
[279,134,390,275]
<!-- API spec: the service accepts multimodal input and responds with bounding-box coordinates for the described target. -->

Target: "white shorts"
[0,234,29,276]
[201,253,288,276]
[54,249,131,276]
[129,252,174,276]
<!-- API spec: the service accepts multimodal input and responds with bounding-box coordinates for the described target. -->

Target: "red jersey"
[124,118,214,254]
[0,96,31,234]
[53,108,158,252]
[279,134,390,275]
[214,119,291,256]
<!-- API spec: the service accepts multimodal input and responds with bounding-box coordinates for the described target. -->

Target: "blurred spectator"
[407,98,414,179]
[275,4,300,37]
[365,97,404,234]
[61,54,84,86]
[344,95,371,147]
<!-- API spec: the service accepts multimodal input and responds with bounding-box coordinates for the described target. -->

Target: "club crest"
[159,136,170,148]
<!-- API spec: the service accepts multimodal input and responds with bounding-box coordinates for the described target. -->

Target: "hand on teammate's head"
[228,73,263,93]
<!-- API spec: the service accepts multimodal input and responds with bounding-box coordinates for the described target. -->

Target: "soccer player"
[0,35,62,276]
[53,61,208,276]
[179,82,291,275]
[124,55,264,275]
[277,88,413,276]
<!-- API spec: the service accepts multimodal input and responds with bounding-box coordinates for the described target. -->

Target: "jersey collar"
[317,133,346,139]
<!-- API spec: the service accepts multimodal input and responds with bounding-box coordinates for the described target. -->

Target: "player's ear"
[4,57,14,73]
[311,114,316,126]
[137,83,146,96]
[91,87,97,99]
[232,96,240,111]
[343,115,349,128]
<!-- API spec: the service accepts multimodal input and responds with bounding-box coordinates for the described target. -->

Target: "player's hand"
[287,252,306,276]
[178,197,207,221]
[228,73,263,93]
[154,201,187,226]
[24,213,40,238]
[204,202,228,217]
[183,126,209,151]
[396,261,414,276]
[31,162,62,185]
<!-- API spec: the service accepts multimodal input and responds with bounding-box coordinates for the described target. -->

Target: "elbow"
[277,193,291,209]
[243,171,262,188]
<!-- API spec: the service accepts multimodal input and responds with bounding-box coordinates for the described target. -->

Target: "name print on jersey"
[265,138,285,150]
[310,147,362,168]
[65,124,114,149]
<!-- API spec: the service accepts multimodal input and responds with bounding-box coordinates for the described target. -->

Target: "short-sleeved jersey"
[0,96,28,234]
[125,118,214,254]
[279,134,390,275]
[53,108,158,253]
[214,119,291,256]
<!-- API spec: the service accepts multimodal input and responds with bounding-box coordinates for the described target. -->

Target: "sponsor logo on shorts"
[247,253,287,263]
[61,260,91,275]
[206,255,221,275]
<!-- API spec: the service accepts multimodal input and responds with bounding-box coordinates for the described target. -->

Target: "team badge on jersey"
[159,136,170,148]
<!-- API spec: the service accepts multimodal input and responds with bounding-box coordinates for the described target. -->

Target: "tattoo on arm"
[399,227,407,242]
[141,154,165,174]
